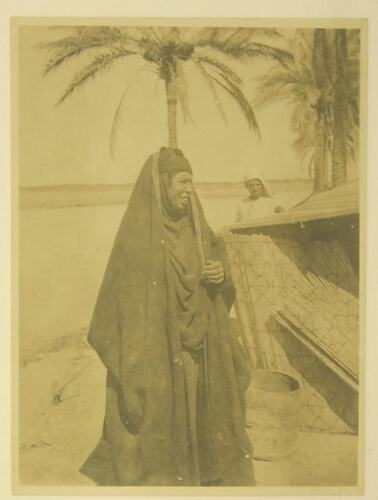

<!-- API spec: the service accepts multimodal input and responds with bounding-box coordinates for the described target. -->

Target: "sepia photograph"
[12,16,366,494]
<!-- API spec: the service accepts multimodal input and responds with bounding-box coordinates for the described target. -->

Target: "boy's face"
[246,179,263,199]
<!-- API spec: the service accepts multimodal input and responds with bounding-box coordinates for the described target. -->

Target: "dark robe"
[80,153,254,486]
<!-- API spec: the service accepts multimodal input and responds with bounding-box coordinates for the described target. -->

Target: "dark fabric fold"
[80,153,255,486]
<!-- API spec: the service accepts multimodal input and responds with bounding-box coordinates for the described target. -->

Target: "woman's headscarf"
[243,168,272,198]
[158,147,192,176]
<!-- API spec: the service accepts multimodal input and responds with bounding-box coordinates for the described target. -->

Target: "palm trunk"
[312,29,332,192]
[313,110,329,192]
[165,76,178,149]
[331,29,348,187]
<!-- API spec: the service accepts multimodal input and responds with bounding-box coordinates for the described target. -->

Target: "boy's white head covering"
[243,169,272,198]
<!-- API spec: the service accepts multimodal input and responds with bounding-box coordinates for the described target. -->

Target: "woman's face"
[246,178,263,199]
[166,171,193,212]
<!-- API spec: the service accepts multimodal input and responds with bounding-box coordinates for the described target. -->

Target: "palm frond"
[195,61,228,125]
[109,62,155,160]
[135,27,162,47]
[117,26,156,45]
[195,27,227,46]
[253,60,318,113]
[201,32,294,68]
[293,134,314,157]
[243,28,284,40]
[346,125,359,164]
[158,26,185,44]
[252,69,297,109]
[209,73,260,136]
[217,27,284,49]
[193,53,242,86]
[56,48,136,105]
[231,41,294,67]
[307,153,315,178]
[41,28,138,74]
[291,133,316,178]
[300,146,314,165]
[194,56,259,134]
[347,98,359,127]
[217,27,247,48]
[290,104,315,138]
[149,27,165,45]
[292,29,313,64]
[196,27,283,48]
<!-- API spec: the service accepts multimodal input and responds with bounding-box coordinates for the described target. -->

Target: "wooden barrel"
[246,369,301,461]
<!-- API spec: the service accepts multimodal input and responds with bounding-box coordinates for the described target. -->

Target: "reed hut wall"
[223,213,359,435]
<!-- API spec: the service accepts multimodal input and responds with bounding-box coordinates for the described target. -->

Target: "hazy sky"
[18,26,306,186]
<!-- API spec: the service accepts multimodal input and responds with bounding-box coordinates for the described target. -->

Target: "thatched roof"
[273,272,359,392]
[226,180,359,231]
[291,180,359,217]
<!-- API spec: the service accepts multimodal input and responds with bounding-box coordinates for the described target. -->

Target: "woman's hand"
[202,260,225,285]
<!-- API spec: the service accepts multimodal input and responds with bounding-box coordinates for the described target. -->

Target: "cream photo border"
[1,1,377,499]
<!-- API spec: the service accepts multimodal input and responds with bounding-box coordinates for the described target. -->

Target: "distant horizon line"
[20,178,313,190]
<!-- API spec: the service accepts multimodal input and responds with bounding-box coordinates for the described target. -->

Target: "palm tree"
[40,26,293,153]
[332,29,360,187]
[253,28,360,192]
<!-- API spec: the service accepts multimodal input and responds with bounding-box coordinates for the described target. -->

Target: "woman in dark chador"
[80,147,255,486]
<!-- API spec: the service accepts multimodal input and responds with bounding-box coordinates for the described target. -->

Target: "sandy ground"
[19,331,358,487]
[19,184,357,487]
